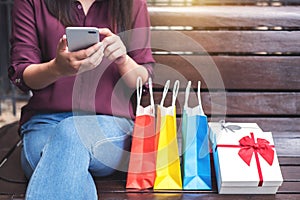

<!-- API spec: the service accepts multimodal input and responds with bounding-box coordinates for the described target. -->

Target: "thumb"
[99,28,113,37]
[57,35,68,51]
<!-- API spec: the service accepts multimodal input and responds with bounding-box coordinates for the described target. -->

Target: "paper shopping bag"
[182,81,211,190]
[126,77,157,189]
[154,80,182,190]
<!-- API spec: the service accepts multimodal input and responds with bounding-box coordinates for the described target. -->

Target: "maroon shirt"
[9,0,155,125]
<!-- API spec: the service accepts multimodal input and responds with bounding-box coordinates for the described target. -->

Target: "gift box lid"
[208,122,263,145]
[214,131,283,187]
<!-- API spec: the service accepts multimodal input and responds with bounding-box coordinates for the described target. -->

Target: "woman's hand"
[99,28,128,65]
[23,34,105,90]
[99,28,150,88]
[52,35,104,76]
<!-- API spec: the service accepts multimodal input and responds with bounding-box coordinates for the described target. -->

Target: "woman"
[9,0,154,199]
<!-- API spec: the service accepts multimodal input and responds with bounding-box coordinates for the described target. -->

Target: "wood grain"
[149,6,300,27]
[140,91,300,116]
[151,31,300,53]
[152,55,300,90]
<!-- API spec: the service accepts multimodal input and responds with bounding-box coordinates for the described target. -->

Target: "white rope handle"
[172,80,180,106]
[197,81,204,114]
[184,81,192,108]
[148,77,154,108]
[136,76,143,106]
[160,80,170,106]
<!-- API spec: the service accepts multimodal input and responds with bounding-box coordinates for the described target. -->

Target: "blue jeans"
[20,112,133,200]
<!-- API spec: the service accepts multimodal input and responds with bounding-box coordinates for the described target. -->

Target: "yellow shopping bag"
[154,80,182,190]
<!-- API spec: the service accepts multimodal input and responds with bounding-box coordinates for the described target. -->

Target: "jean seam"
[72,128,95,166]
[93,134,129,150]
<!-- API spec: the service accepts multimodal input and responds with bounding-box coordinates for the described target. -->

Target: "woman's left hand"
[99,28,128,65]
[99,28,149,88]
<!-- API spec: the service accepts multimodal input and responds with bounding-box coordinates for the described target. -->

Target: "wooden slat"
[95,167,300,193]
[145,92,299,116]
[101,193,300,200]
[274,137,300,157]
[149,6,300,27]
[2,193,300,200]
[126,193,300,199]
[279,182,300,194]
[274,138,300,157]
[153,55,300,90]
[147,0,300,6]
[279,157,300,166]
[281,166,300,181]
[0,195,24,199]
[151,31,300,53]
[175,118,299,145]
[206,92,299,115]
[219,117,300,137]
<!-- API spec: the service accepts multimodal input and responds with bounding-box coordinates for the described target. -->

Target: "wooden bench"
[1,1,300,199]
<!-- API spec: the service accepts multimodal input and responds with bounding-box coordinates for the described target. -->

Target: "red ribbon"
[217,132,275,186]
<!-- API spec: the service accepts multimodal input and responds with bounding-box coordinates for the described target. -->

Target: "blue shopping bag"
[182,81,211,190]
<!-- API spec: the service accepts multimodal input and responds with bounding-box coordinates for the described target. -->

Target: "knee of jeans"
[53,116,90,153]
[54,117,78,139]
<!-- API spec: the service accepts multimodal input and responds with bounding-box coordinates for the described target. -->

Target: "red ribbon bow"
[238,135,275,166]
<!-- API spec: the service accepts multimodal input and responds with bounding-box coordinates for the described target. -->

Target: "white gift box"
[210,127,283,194]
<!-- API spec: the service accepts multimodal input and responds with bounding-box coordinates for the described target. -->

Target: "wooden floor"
[1,121,300,200]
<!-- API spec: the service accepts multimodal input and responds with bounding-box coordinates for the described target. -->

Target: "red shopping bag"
[126,77,157,189]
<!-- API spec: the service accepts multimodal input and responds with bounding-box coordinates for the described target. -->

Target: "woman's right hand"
[23,35,104,90]
[52,35,104,77]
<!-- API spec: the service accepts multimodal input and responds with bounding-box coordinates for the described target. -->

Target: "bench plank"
[145,92,299,116]
[273,138,300,157]
[148,0,300,6]
[281,166,300,181]
[218,117,300,137]
[153,56,300,90]
[1,193,300,200]
[279,157,300,166]
[205,92,298,115]
[149,6,300,27]
[151,31,300,53]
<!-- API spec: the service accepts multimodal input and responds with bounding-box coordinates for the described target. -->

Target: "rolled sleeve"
[9,0,41,92]
[8,64,31,92]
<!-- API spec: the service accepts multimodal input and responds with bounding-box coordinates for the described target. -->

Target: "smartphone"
[66,27,99,52]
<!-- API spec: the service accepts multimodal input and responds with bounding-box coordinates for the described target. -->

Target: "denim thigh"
[20,112,133,178]
[69,114,134,176]
[20,112,73,178]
